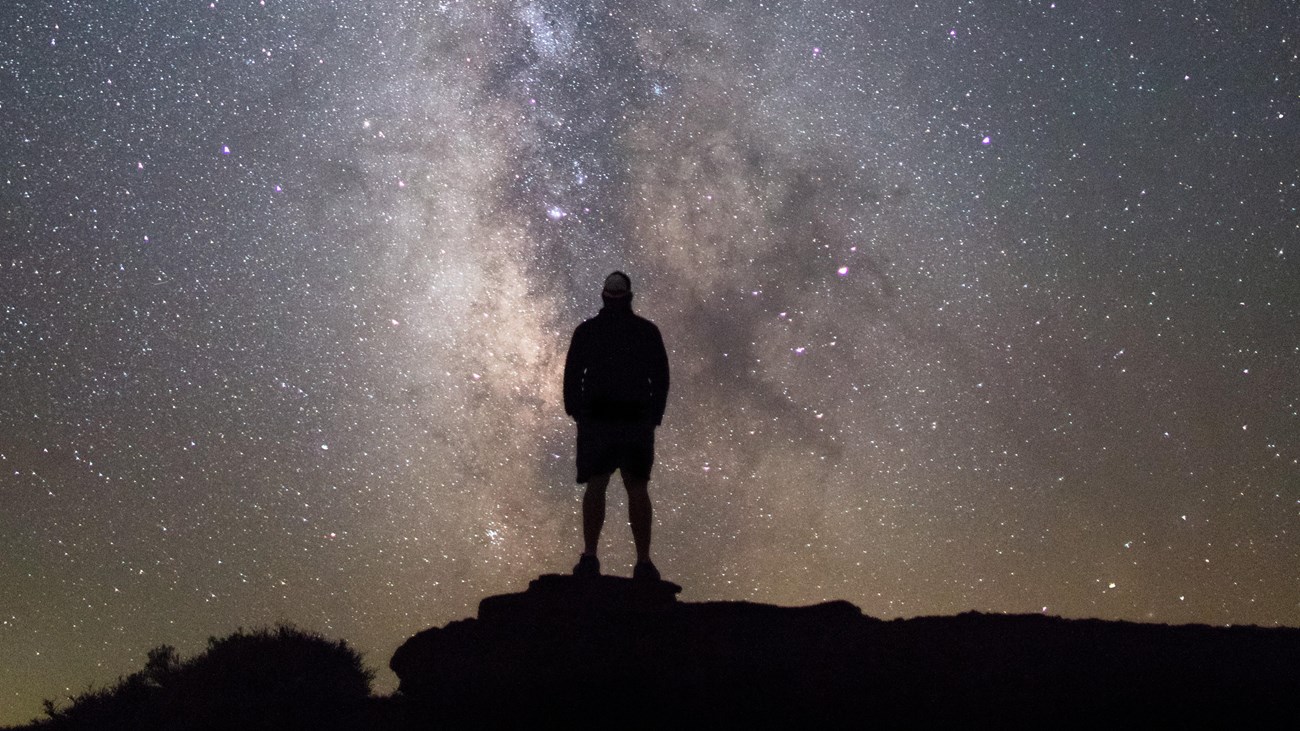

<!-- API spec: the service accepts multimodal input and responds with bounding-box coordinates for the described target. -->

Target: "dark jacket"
[563,299,670,426]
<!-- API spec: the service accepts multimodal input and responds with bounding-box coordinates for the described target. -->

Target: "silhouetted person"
[564,271,670,582]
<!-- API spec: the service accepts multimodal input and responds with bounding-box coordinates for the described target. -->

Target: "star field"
[2,0,1298,723]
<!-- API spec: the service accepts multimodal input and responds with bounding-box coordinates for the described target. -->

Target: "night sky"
[2,0,1297,723]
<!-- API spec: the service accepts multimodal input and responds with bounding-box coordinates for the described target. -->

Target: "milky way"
[2,0,1297,722]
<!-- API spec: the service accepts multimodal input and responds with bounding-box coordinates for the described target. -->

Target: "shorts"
[575,420,655,484]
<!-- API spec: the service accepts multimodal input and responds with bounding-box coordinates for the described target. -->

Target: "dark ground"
[390,574,1300,728]
[16,574,1299,729]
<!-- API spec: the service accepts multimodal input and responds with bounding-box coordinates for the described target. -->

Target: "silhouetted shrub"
[32,625,373,731]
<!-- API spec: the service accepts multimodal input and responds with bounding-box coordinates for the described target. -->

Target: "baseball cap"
[602,271,632,297]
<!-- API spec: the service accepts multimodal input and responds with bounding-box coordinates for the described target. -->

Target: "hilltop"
[14,574,1299,729]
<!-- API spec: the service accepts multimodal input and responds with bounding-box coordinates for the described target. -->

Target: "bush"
[36,625,374,731]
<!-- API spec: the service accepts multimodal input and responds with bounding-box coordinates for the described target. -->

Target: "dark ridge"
[12,577,1298,729]
[390,574,1300,727]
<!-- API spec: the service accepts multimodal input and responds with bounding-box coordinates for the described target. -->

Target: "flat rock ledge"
[390,575,1300,727]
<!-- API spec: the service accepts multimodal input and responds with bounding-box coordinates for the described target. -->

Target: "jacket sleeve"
[562,325,586,419]
[648,324,670,426]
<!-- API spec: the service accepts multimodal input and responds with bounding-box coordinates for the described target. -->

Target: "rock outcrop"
[391,575,1300,727]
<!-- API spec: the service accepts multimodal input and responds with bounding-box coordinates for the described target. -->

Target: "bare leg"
[582,473,611,556]
[624,474,652,563]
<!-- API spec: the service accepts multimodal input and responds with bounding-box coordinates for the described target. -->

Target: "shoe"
[633,560,660,583]
[573,553,600,578]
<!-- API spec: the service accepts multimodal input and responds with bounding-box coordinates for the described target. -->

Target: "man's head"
[602,271,632,299]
